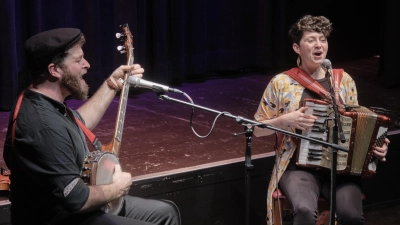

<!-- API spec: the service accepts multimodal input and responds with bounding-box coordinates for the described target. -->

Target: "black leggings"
[59,196,181,225]
[279,170,364,225]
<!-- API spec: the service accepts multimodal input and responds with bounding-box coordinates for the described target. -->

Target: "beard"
[60,67,89,100]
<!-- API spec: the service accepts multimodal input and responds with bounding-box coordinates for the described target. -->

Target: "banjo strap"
[74,116,103,151]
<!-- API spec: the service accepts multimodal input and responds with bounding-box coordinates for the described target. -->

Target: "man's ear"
[48,63,62,78]
[293,43,300,55]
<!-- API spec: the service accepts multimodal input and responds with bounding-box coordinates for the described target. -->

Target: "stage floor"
[1,56,400,225]
[1,56,400,178]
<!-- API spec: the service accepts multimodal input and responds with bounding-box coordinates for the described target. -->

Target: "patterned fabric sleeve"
[255,74,302,122]
[254,77,279,121]
[340,71,359,105]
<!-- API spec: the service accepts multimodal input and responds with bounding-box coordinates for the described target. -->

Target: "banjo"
[80,23,134,214]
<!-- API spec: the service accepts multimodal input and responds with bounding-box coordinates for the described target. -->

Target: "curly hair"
[288,15,332,45]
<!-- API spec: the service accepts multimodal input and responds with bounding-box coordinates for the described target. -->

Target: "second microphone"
[127,76,183,94]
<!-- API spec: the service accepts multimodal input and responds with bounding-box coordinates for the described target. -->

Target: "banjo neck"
[101,24,134,157]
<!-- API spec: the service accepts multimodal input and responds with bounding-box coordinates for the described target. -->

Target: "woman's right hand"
[280,107,318,131]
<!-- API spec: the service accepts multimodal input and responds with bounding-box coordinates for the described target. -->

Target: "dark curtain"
[0,0,277,110]
[380,0,400,88]
[0,0,389,111]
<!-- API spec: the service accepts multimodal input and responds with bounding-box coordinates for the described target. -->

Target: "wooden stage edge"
[132,151,275,182]
[1,132,400,225]
[133,128,400,182]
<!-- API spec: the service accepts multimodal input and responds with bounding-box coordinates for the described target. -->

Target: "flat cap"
[25,28,82,71]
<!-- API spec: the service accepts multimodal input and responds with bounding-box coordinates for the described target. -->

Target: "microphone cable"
[181,91,232,138]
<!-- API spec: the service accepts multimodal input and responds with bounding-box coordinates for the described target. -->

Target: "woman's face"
[293,31,328,71]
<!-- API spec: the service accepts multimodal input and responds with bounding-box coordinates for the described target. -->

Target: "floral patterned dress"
[254,69,358,225]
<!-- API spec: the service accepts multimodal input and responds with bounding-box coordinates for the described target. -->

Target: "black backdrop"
[1,0,398,111]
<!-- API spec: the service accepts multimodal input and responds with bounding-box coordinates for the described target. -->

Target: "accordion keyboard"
[298,100,351,171]
[298,101,330,166]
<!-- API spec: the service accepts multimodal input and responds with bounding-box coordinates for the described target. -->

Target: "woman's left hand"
[373,138,390,162]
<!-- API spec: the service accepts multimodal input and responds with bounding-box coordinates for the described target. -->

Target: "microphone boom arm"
[158,94,349,152]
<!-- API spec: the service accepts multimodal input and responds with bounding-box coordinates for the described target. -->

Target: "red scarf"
[283,67,343,106]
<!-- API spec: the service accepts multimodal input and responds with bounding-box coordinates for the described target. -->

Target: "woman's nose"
[315,40,322,48]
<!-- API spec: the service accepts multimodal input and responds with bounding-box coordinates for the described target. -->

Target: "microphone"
[321,59,332,71]
[321,58,333,84]
[127,77,183,94]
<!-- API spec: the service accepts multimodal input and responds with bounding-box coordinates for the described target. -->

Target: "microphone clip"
[153,86,166,97]
[234,124,254,137]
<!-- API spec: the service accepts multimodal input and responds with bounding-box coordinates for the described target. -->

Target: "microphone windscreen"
[321,59,332,70]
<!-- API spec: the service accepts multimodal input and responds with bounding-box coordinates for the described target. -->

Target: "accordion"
[296,98,391,177]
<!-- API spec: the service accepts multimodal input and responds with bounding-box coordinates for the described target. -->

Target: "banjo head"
[102,197,124,214]
[95,153,124,214]
[94,153,120,185]
[83,151,124,214]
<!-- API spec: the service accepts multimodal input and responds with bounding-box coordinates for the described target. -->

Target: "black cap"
[25,28,82,71]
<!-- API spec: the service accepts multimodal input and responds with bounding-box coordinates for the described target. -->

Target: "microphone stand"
[241,125,254,225]
[156,93,349,225]
[325,69,346,225]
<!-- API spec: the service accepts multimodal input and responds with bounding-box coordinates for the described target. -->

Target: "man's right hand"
[112,164,132,197]
[79,165,132,212]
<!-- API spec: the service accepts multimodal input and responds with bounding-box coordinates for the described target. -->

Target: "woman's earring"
[296,56,301,67]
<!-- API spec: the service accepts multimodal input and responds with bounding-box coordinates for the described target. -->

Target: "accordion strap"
[283,67,343,106]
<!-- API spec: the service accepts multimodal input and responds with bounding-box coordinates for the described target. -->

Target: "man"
[253,15,389,225]
[3,28,180,225]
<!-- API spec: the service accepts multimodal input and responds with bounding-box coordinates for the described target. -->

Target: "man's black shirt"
[3,89,90,224]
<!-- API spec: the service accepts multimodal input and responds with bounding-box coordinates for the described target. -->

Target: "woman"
[253,15,389,225]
